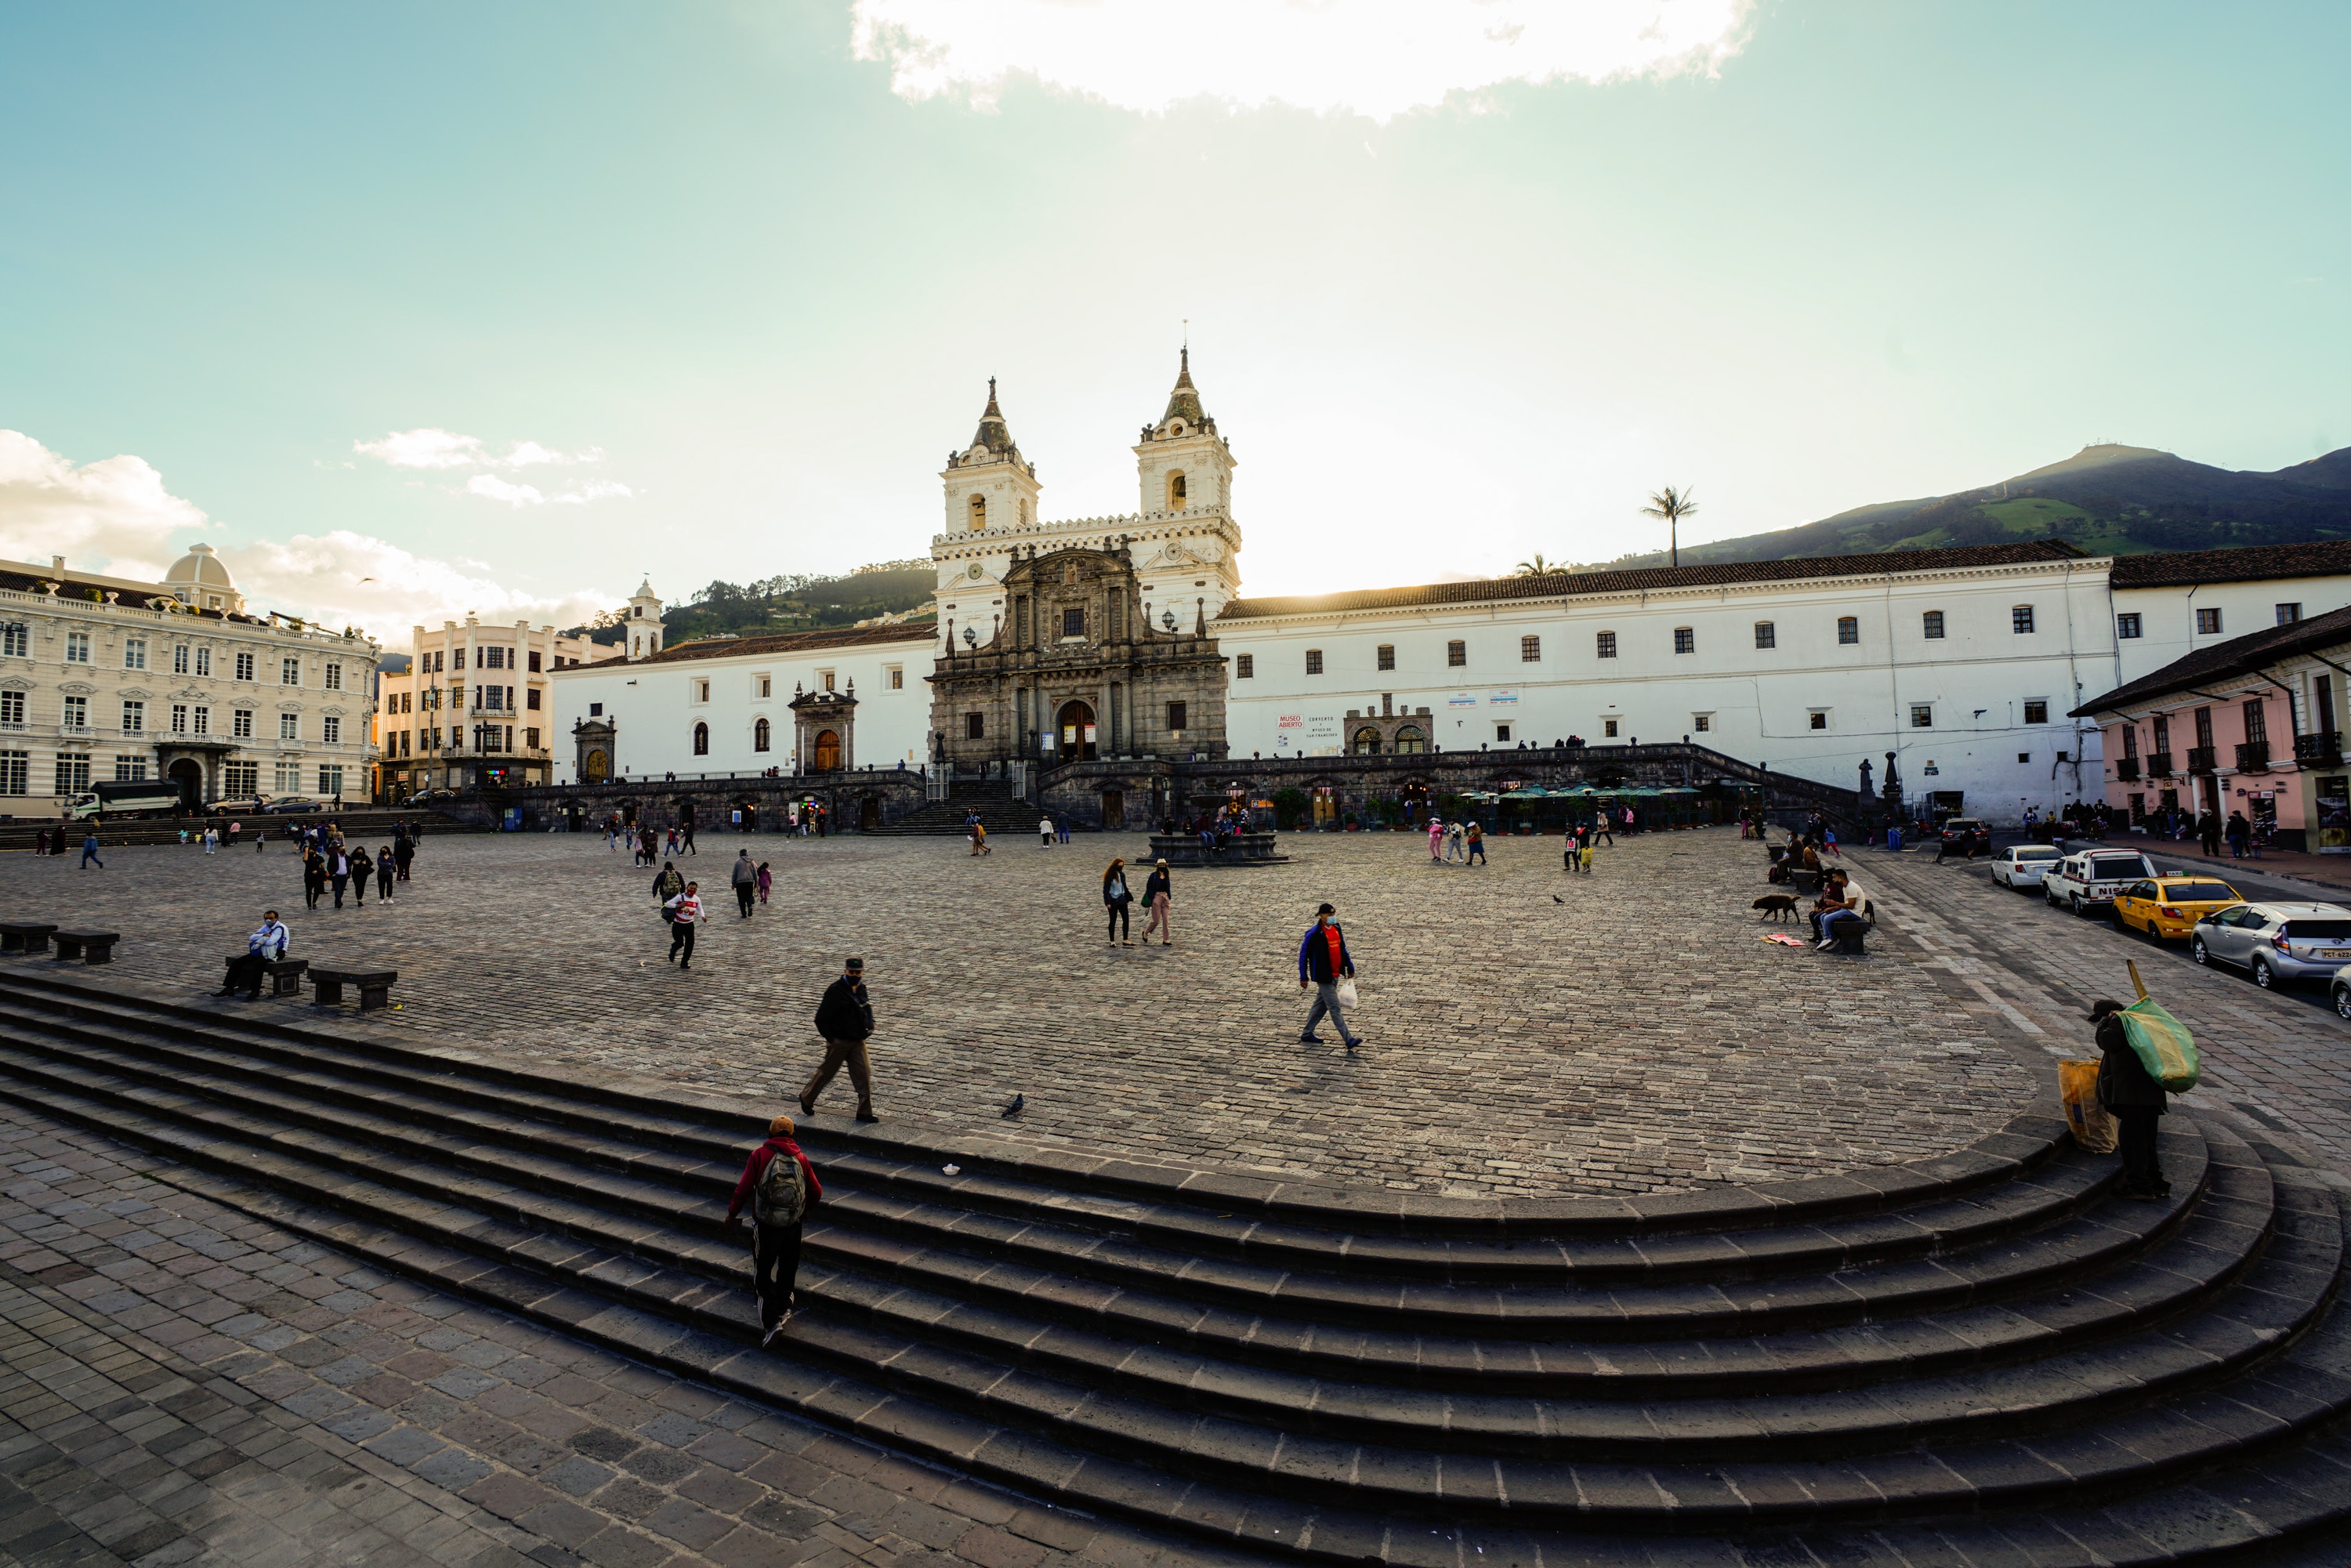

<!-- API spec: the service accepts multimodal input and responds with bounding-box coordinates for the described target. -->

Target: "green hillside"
[570,565,936,647]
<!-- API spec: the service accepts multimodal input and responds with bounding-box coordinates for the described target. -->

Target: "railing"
[2186,747,2217,773]
[925,762,951,802]
[2114,758,2141,782]
[2234,741,2271,773]
[2146,751,2173,777]
[2295,731,2344,768]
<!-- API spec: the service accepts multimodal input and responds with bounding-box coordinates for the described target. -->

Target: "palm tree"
[1513,553,1556,577]
[1640,486,1698,568]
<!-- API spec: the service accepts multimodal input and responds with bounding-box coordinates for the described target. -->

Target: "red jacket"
[725,1136,823,1223]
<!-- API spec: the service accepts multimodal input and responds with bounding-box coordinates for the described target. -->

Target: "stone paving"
[0,1099,1260,1568]
[3,827,2039,1198]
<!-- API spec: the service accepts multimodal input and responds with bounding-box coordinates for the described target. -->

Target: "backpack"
[754,1144,808,1226]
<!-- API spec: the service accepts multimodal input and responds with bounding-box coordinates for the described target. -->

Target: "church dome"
[165,543,234,590]
[969,378,1016,456]
[1156,348,1213,435]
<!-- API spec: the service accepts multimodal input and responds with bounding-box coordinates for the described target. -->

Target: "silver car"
[2190,902,2351,989]
[1991,845,2065,889]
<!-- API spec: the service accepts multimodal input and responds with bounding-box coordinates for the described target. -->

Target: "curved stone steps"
[0,1027,2221,1352]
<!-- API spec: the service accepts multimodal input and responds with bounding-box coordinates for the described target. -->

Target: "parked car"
[2041,850,2159,914]
[2332,972,2351,1022]
[263,797,325,814]
[404,788,459,807]
[208,797,268,817]
[2191,903,2351,989]
[1991,845,2065,889]
[2110,877,2244,943]
[1936,818,1991,856]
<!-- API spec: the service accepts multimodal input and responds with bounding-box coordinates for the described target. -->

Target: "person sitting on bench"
[1811,871,1867,950]
[219,910,290,998]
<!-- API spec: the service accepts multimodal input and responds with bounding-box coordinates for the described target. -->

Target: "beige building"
[0,546,379,811]
[375,601,627,800]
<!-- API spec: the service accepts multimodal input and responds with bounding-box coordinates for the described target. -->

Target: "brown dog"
[1752,894,1799,922]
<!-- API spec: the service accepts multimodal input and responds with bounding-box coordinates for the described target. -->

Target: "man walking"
[393,831,415,882]
[665,881,706,969]
[730,849,758,918]
[724,1114,823,1345]
[1296,903,1363,1049]
[79,831,102,870]
[651,858,685,906]
[799,958,878,1122]
[216,909,290,999]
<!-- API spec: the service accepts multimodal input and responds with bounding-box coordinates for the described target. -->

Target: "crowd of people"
[294,820,419,910]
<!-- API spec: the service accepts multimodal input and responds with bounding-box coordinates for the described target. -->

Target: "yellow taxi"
[2111,876,2245,943]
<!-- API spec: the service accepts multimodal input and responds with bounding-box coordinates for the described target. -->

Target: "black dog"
[1752,894,1799,922]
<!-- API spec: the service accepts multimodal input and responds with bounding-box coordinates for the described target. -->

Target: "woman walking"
[376,846,396,902]
[1426,816,1444,862]
[1141,859,1173,945]
[302,849,327,911]
[1103,856,1135,946]
[348,846,373,907]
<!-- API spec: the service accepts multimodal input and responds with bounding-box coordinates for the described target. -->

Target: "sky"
[2,1,2346,641]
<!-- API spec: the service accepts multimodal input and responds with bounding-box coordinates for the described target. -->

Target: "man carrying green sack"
[2088,997,2193,1200]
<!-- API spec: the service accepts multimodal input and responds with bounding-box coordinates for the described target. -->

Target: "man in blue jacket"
[1297,903,1363,1050]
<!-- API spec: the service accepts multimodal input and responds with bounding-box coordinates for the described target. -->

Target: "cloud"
[354,429,617,491]
[850,0,1755,120]
[464,473,635,508]
[354,428,485,469]
[0,429,618,638]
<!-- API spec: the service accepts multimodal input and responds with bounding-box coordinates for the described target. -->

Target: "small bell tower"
[625,578,665,661]
[1135,346,1235,518]
[940,378,1041,538]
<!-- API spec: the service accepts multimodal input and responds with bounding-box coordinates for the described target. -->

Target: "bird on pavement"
[1001,1094,1024,1118]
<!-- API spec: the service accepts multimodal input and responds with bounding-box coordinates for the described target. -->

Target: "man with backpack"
[725,1114,824,1345]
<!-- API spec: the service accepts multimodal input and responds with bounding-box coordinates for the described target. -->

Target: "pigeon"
[1001,1093,1025,1118]
[1552,894,1564,904]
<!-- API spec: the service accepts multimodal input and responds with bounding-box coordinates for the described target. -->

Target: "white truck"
[65,779,184,820]
[2041,849,2159,915]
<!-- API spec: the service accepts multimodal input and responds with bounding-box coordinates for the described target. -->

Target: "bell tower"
[1134,347,1235,520]
[940,378,1041,538]
[624,578,665,662]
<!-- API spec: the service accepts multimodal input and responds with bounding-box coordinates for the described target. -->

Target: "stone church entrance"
[1057,701,1097,762]
[811,729,842,772]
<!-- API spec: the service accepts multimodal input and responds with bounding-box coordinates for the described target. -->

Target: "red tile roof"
[2070,601,2351,717]
[2108,540,2351,588]
[625,624,934,666]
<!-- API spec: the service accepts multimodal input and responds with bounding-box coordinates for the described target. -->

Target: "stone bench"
[223,954,310,998]
[310,965,397,1012]
[53,930,119,965]
[1,922,58,955]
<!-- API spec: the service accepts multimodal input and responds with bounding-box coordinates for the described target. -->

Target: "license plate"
[2325,950,2351,959]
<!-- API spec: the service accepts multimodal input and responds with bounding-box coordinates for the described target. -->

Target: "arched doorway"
[1352,726,1382,756]
[812,730,842,772]
[1056,700,1097,762]
[167,758,202,812]
[582,748,609,782]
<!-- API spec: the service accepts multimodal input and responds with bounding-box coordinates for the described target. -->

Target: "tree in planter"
[1270,787,1308,831]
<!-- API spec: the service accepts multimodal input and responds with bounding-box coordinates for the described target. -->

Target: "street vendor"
[2089,998,2170,1200]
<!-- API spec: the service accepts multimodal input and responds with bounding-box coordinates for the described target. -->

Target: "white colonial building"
[376,604,626,799]
[0,547,379,813]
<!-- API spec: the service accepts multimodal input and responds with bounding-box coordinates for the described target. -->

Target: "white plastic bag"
[1335,979,1360,1009]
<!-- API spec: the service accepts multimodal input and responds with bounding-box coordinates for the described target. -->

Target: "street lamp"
[962,625,977,649]
[1161,609,1177,632]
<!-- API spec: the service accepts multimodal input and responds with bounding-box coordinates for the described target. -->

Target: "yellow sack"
[2059,1060,2116,1153]
[2118,997,2201,1093]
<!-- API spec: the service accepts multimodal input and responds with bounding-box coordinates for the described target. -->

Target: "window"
[523,728,538,749]
[114,756,147,781]
[969,495,986,530]
[0,751,24,795]
[2021,700,2048,724]
[888,666,904,690]
[1447,640,1466,668]
[1520,635,1541,663]
[120,700,143,733]
[273,762,302,794]
[0,625,26,658]
[193,645,209,675]
[1168,701,1187,732]
[2019,752,2031,764]
[281,657,300,685]
[317,765,343,798]
[324,662,342,690]
[694,679,709,703]
[755,718,771,751]
[1377,644,1395,672]
[429,651,443,673]
[1754,621,1776,650]
[2116,613,2143,639]
[1693,715,1711,733]
[589,702,603,717]
[322,715,341,744]
[223,761,256,795]
[55,755,90,794]
[1494,723,1512,744]
[235,651,255,682]
[1603,719,1619,738]
[1306,649,1323,675]
[1,691,22,726]
[2278,603,2303,626]
[1235,654,1253,679]
[2154,714,2171,752]
[2121,725,2139,759]
[172,644,189,674]
[526,689,541,711]
[1673,627,1694,655]
[484,647,505,670]
[2012,606,2035,635]
[1809,711,1828,730]
[65,632,90,664]
[1911,704,1934,727]
[122,637,146,669]
[757,675,772,698]
[192,706,208,735]
[279,712,300,741]
[2195,607,2222,636]
[2244,699,2268,745]
[1836,617,1859,646]
[692,722,709,755]
[482,685,505,712]
[61,696,87,730]
[1921,610,1945,640]
[233,709,253,738]
[529,651,543,672]
[1063,607,1085,639]
[2195,706,2215,750]
[965,712,985,740]
[1596,632,1617,659]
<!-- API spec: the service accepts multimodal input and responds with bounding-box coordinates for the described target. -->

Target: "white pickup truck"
[2042,849,2160,914]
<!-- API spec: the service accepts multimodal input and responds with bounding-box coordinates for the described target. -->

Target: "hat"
[769,1114,795,1136]
[1317,903,1336,915]
[844,958,864,970]
[1155,858,1168,867]
[2085,998,2128,1022]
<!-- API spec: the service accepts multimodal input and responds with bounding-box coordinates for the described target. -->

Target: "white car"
[2042,849,2160,914]
[1991,845,2066,889]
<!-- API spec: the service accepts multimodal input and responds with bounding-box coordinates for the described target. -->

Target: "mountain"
[1593,444,2351,570]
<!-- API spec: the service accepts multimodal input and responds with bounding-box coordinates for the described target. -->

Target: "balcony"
[2296,731,2344,768]
[2114,758,2141,782]
[2234,741,2271,774]
[2186,747,2218,773]
[2146,751,2174,777]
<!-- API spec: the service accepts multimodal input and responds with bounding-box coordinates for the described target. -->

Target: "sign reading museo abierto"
[1273,712,1344,755]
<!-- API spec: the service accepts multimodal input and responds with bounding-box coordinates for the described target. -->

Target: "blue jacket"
[248,921,289,960]
[1298,922,1355,984]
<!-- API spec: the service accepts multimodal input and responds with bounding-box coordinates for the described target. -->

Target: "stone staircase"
[867,781,1045,838]
[0,969,2346,1564]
